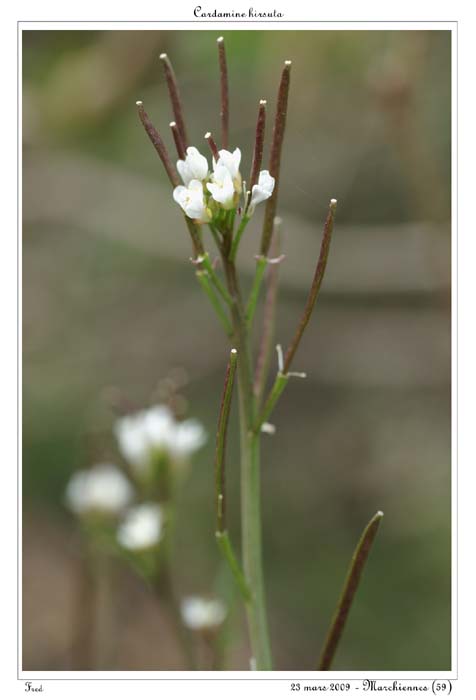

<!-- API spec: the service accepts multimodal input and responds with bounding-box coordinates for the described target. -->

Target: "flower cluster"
[173,146,275,224]
[114,404,207,472]
[65,404,206,559]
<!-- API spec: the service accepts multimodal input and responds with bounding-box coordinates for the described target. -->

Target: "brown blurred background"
[22,29,451,671]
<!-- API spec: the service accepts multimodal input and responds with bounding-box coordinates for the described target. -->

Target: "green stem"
[208,223,222,250]
[229,215,251,262]
[201,253,233,307]
[213,349,250,603]
[195,270,232,336]
[254,371,289,432]
[216,531,251,602]
[246,256,268,327]
[215,348,238,533]
[220,250,273,670]
[237,381,273,669]
[254,225,282,404]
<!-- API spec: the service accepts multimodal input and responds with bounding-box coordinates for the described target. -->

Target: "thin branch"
[216,531,251,602]
[252,199,336,430]
[217,37,229,150]
[213,350,251,602]
[184,216,205,258]
[246,256,268,326]
[260,61,292,256]
[254,219,282,401]
[136,101,179,187]
[253,371,289,432]
[318,511,384,671]
[229,212,251,262]
[195,271,232,336]
[170,121,186,160]
[199,253,234,307]
[208,223,222,250]
[215,349,238,533]
[159,53,189,148]
[205,131,220,162]
[249,100,267,193]
[283,199,337,374]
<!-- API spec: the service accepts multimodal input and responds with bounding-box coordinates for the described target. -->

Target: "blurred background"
[22,29,451,671]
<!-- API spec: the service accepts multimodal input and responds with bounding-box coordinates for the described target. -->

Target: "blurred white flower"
[180,596,227,630]
[177,146,209,186]
[117,503,164,550]
[115,405,173,467]
[249,170,275,211]
[115,404,207,470]
[170,418,207,458]
[207,165,236,209]
[173,179,211,223]
[65,463,133,516]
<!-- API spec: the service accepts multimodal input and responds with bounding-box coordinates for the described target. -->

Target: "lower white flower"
[173,179,211,223]
[207,165,236,209]
[180,596,227,630]
[117,503,164,550]
[65,464,133,516]
[249,170,275,212]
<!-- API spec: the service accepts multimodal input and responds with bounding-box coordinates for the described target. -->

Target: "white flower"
[115,404,207,470]
[65,464,133,516]
[180,596,227,630]
[117,503,164,550]
[206,165,236,209]
[169,419,208,458]
[214,148,241,181]
[249,170,275,211]
[173,179,211,223]
[177,146,209,186]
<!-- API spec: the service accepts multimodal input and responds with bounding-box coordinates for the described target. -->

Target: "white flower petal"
[173,180,211,223]
[117,503,164,550]
[216,148,241,179]
[177,147,209,185]
[207,166,235,209]
[65,464,133,515]
[180,596,227,630]
[250,170,275,210]
[168,419,207,458]
[115,413,150,468]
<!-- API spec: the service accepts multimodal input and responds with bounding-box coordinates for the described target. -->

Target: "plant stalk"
[221,251,273,669]
[237,373,272,670]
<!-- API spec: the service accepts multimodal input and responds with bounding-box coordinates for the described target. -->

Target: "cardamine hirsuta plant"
[135,37,383,671]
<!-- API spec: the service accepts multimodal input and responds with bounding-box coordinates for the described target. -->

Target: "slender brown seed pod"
[282,199,337,374]
[159,53,189,148]
[136,101,179,187]
[170,121,186,161]
[205,132,220,162]
[260,61,292,256]
[249,100,267,193]
[217,37,229,150]
[318,511,384,671]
